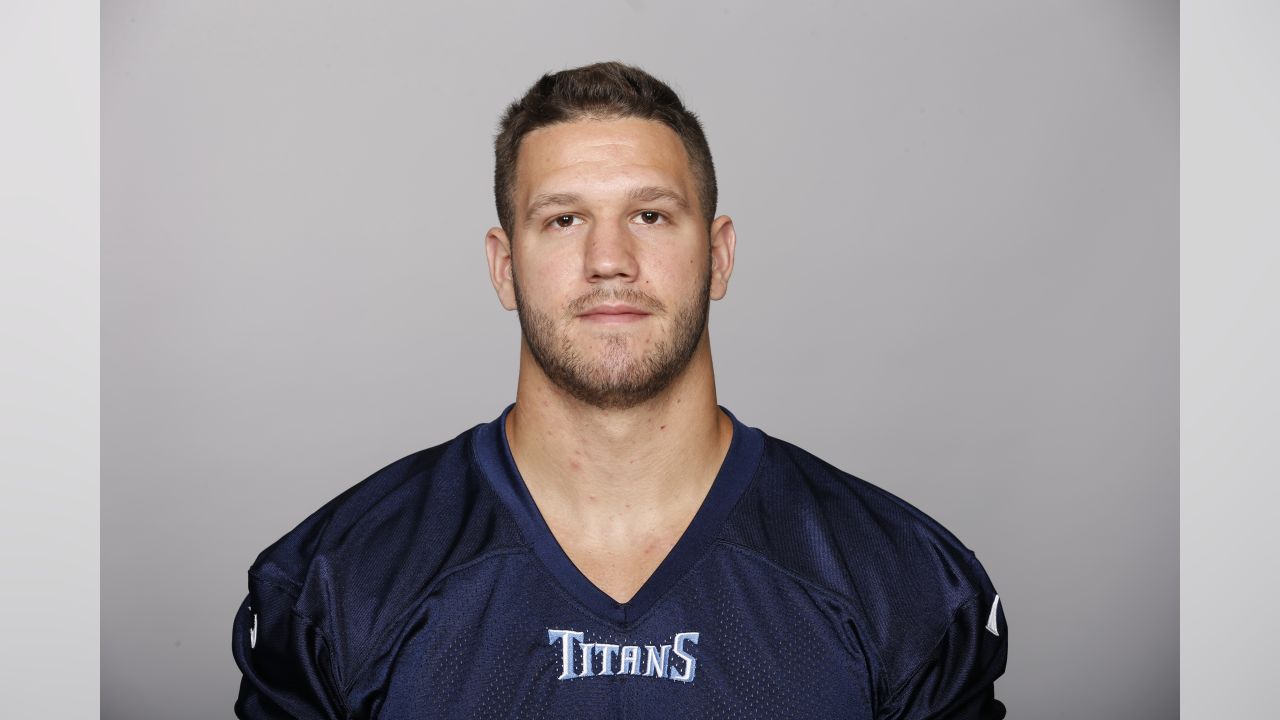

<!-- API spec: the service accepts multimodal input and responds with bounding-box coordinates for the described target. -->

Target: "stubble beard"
[513,259,712,411]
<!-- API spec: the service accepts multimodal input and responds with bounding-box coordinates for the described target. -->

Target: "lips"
[576,303,652,323]
[577,303,650,318]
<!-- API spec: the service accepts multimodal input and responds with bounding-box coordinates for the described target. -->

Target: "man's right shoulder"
[246,421,526,611]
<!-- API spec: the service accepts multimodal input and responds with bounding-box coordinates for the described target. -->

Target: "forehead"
[514,117,695,202]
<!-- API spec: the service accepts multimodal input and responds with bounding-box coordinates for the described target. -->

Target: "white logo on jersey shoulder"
[985,594,1001,637]
[250,611,258,649]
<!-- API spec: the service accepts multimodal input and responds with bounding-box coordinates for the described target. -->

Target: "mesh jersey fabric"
[232,404,1008,719]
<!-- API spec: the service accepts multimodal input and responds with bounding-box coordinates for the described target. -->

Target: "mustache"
[566,288,666,316]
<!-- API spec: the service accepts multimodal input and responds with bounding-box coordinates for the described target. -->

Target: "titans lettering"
[547,629,700,683]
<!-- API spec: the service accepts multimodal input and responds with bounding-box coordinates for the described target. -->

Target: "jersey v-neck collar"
[472,402,765,627]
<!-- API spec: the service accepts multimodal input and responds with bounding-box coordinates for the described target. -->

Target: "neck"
[505,335,733,521]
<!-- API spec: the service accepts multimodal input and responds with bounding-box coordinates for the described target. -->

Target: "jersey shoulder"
[720,432,1002,694]
[244,422,525,672]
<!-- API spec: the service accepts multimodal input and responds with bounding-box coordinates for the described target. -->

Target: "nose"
[582,219,639,283]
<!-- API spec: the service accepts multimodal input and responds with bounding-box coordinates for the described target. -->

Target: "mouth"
[576,303,652,324]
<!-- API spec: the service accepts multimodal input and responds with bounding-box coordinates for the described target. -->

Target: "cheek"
[655,250,706,289]
[518,261,577,309]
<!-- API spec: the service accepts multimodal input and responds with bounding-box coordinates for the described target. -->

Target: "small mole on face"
[660,425,666,430]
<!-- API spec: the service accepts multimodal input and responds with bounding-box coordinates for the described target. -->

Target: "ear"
[485,226,518,311]
[708,215,736,301]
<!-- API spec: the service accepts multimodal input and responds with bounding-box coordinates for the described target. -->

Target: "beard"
[513,258,712,411]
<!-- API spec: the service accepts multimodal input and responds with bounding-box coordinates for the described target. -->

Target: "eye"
[634,211,665,225]
[550,214,582,229]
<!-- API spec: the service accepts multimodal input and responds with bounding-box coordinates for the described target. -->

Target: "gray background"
[103,1,1177,718]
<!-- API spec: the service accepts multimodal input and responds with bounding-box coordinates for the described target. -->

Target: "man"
[232,61,1008,719]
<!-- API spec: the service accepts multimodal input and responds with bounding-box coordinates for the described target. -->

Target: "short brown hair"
[493,61,717,237]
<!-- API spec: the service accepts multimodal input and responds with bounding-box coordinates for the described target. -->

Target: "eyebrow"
[626,185,690,211]
[523,186,691,224]
[524,193,582,224]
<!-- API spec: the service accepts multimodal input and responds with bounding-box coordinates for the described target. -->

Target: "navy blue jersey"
[232,405,1007,719]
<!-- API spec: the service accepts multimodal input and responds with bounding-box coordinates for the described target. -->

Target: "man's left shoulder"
[721,431,1007,706]
[722,432,997,611]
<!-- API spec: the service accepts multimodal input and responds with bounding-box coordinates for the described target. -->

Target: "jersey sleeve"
[876,572,1008,720]
[232,571,349,720]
